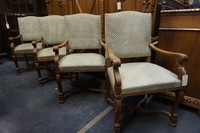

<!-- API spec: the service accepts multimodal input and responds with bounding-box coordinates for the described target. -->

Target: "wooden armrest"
[9,35,22,41]
[53,40,68,69]
[99,39,107,48]
[9,35,22,49]
[32,37,43,47]
[107,46,121,67]
[53,40,68,53]
[149,43,188,63]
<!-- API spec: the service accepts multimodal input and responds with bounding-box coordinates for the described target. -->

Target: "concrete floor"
[0,57,200,133]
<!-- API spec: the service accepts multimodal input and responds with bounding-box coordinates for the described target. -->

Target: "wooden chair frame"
[102,40,187,133]
[32,39,69,87]
[9,35,42,75]
[53,39,107,103]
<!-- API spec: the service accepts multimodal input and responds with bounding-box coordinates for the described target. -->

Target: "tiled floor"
[0,57,199,133]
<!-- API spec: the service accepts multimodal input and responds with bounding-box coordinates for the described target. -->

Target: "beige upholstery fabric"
[107,62,181,95]
[18,16,41,42]
[105,11,151,58]
[37,47,66,61]
[59,53,105,71]
[14,43,42,53]
[64,14,101,49]
[39,15,66,45]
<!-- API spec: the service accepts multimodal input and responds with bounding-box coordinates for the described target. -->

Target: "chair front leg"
[24,54,30,67]
[12,54,20,76]
[56,73,64,104]
[114,95,122,133]
[169,89,184,126]
[105,72,111,100]
[35,62,43,87]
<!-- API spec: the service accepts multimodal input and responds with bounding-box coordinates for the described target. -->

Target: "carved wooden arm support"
[53,40,68,70]
[149,43,188,79]
[32,37,43,61]
[99,39,107,48]
[32,37,43,49]
[107,46,122,95]
[107,46,121,67]
[9,35,22,50]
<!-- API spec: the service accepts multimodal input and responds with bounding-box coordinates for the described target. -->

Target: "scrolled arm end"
[99,39,107,48]
[107,46,121,67]
[9,37,14,41]
[53,46,59,53]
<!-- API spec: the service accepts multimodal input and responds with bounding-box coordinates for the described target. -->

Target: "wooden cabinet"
[156,9,200,114]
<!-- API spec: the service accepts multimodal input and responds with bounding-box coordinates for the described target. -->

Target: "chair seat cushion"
[14,43,42,53]
[59,53,105,71]
[37,47,66,61]
[107,62,181,95]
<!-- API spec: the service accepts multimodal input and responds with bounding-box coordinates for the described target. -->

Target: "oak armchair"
[53,14,106,103]
[104,11,188,133]
[9,16,42,75]
[33,15,67,86]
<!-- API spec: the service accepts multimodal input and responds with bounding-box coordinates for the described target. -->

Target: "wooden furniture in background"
[156,9,200,114]
[45,0,158,38]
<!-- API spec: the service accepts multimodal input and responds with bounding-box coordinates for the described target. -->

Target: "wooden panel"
[160,9,200,28]
[45,0,158,37]
[158,30,200,98]
[156,9,200,110]
[46,0,71,15]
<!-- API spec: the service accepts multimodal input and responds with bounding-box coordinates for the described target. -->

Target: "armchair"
[104,11,188,133]
[33,15,67,86]
[53,14,106,103]
[9,16,42,75]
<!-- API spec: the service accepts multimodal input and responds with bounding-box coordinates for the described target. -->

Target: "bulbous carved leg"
[169,89,184,126]
[35,62,43,87]
[24,54,30,67]
[12,54,20,76]
[105,72,110,100]
[114,98,122,133]
[56,73,64,103]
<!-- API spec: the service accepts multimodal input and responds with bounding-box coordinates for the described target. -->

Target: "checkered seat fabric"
[107,62,181,95]
[58,14,105,71]
[59,53,105,71]
[14,43,42,53]
[37,47,66,61]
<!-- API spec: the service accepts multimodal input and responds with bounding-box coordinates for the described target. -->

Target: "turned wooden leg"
[169,89,184,126]
[105,72,110,100]
[45,62,51,75]
[35,62,43,87]
[12,54,20,76]
[24,54,30,67]
[56,73,64,103]
[114,97,122,133]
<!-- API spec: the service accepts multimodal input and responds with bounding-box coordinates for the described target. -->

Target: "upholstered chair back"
[105,11,152,58]
[18,16,41,42]
[64,14,101,50]
[39,15,66,45]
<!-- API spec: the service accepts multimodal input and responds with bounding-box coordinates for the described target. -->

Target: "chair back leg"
[114,97,122,133]
[56,73,65,103]
[24,54,30,67]
[35,62,43,87]
[12,54,20,76]
[169,89,184,126]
